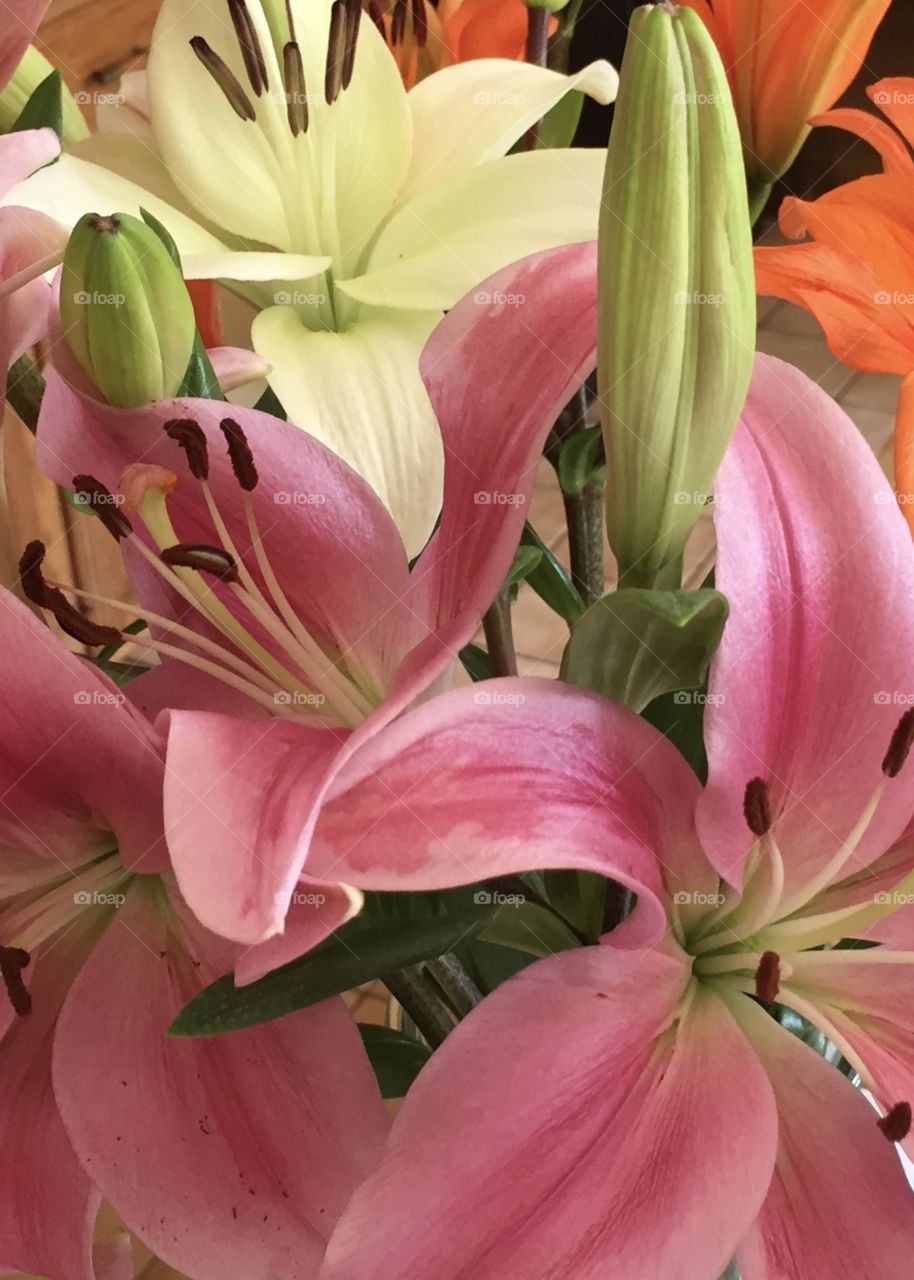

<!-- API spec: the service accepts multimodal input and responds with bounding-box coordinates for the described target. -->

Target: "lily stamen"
[227,0,268,96]
[190,36,257,122]
[0,946,31,1016]
[878,1101,912,1143]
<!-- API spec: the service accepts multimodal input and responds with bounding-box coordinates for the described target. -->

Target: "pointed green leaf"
[542,869,605,941]
[358,1024,431,1098]
[535,89,584,149]
[169,904,497,1037]
[459,642,491,683]
[11,68,62,140]
[562,588,729,712]
[479,898,580,958]
[521,522,584,625]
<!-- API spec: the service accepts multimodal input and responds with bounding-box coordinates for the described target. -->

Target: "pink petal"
[320,944,777,1280]
[407,244,597,664]
[163,712,346,945]
[0,590,166,874]
[0,274,50,371]
[235,878,362,986]
[733,997,914,1280]
[53,886,388,1280]
[698,354,914,894]
[0,3,49,91]
[0,918,100,1280]
[309,678,701,931]
[0,129,57,199]
[206,345,271,394]
[35,370,415,701]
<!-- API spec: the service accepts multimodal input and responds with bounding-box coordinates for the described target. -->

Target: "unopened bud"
[598,3,754,585]
[60,212,196,408]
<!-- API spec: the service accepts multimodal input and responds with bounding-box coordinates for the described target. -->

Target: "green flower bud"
[0,46,88,144]
[60,212,196,408]
[598,2,754,586]
[525,0,571,13]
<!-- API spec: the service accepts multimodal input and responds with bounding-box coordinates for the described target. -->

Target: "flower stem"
[425,953,484,1018]
[545,386,605,606]
[383,967,455,1048]
[5,355,45,433]
[483,587,518,676]
[524,6,551,147]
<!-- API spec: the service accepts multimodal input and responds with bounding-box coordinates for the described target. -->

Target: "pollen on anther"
[72,474,133,541]
[743,777,772,837]
[220,418,259,491]
[0,945,31,1016]
[878,1101,912,1143]
[754,950,780,1005]
[162,543,240,583]
[883,709,914,778]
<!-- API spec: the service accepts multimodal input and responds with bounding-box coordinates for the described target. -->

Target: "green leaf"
[557,425,604,498]
[562,588,729,712]
[140,208,182,267]
[358,1024,431,1098]
[642,685,708,782]
[459,642,491,683]
[177,333,224,400]
[253,383,287,419]
[542,869,605,941]
[479,898,580,958]
[505,543,543,587]
[535,89,584,150]
[11,69,62,140]
[169,904,497,1037]
[521,522,584,625]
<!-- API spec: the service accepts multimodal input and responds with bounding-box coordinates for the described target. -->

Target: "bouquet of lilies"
[2,0,913,1275]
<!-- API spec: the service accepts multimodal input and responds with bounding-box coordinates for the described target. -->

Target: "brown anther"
[341,0,362,90]
[283,41,309,136]
[754,950,780,1005]
[190,36,257,122]
[743,777,772,838]
[367,2,385,37]
[161,543,239,583]
[0,946,31,1016]
[71,474,133,541]
[18,541,122,647]
[883,709,914,778]
[325,0,348,103]
[165,418,210,482]
[411,0,428,47]
[220,418,259,491]
[390,0,407,45]
[227,0,268,96]
[878,1101,912,1143]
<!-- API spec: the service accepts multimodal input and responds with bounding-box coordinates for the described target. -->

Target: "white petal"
[340,147,605,311]
[148,0,412,272]
[252,305,442,555]
[403,58,617,199]
[182,251,331,282]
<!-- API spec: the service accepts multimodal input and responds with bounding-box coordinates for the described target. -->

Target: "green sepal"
[557,424,604,498]
[11,68,62,140]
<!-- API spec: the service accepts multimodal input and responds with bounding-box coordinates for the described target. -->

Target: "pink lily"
[34,243,604,978]
[0,591,386,1280]
[304,357,914,1280]
[0,1,71,371]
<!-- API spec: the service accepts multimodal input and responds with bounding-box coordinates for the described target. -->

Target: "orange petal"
[809,107,914,176]
[894,371,914,536]
[869,77,914,152]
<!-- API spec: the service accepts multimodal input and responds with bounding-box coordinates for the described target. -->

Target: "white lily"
[10,0,616,550]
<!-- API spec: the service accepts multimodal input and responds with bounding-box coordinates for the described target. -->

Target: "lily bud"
[60,212,196,408]
[598,2,754,586]
[525,0,571,13]
[0,45,89,143]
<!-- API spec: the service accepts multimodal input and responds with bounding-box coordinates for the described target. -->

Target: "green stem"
[483,587,517,677]
[562,482,604,606]
[6,355,45,433]
[383,968,455,1049]
[425,953,483,1019]
[524,6,551,147]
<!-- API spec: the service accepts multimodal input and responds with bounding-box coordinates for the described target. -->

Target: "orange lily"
[680,0,890,211]
[754,77,914,529]
[370,0,551,88]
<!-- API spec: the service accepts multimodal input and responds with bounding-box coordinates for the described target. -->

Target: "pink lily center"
[25,416,382,728]
[675,715,914,1097]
